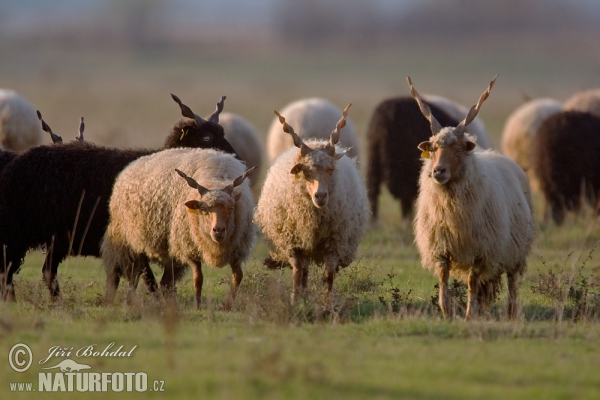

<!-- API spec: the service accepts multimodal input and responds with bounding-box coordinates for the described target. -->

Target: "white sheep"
[255,105,370,300]
[0,89,44,152]
[422,94,492,149]
[409,76,535,320]
[266,98,360,164]
[564,88,600,118]
[500,98,563,192]
[102,148,256,308]
[219,112,264,187]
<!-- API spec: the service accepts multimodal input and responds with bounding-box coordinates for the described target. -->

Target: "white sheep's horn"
[171,93,207,128]
[207,96,226,124]
[406,76,442,135]
[456,74,498,136]
[222,166,257,195]
[175,169,209,197]
[76,117,85,142]
[37,110,63,144]
[274,110,311,157]
[326,103,351,155]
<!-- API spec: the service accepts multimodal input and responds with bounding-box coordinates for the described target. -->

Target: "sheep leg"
[324,256,337,294]
[466,270,481,320]
[289,252,305,303]
[42,239,63,299]
[223,262,243,311]
[160,260,185,305]
[435,260,451,319]
[190,261,203,309]
[507,270,519,319]
[1,263,16,302]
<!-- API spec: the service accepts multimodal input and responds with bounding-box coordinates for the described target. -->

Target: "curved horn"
[175,169,209,197]
[274,110,311,157]
[37,110,63,144]
[406,76,442,135]
[171,93,207,128]
[456,74,498,135]
[222,166,257,195]
[326,103,352,155]
[76,117,85,142]
[207,96,226,124]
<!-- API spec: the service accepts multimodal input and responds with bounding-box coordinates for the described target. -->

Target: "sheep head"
[175,167,253,243]
[273,106,351,208]
[167,95,238,156]
[408,75,497,185]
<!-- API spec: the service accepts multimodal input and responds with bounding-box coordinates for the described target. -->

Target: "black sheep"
[366,97,459,219]
[532,110,600,224]
[0,95,237,301]
[0,150,17,173]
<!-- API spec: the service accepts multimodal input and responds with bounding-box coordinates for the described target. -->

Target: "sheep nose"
[315,192,328,201]
[433,166,446,175]
[213,226,226,234]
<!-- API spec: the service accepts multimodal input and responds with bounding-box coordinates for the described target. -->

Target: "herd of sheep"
[0,79,599,320]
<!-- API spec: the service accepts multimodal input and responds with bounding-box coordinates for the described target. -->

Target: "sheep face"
[418,129,476,185]
[291,147,344,208]
[185,191,239,243]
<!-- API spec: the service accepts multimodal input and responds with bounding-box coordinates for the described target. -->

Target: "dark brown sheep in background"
[366,97,460,219]
[532,110,600,224]
[0,95,238,301]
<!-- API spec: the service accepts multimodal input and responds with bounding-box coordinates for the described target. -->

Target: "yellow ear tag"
[421,150,430,159]
[295,173,300,179]
[180,128,187,141]
[187,208,199,214]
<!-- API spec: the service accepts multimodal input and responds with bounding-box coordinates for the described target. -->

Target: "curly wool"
[102,148,256,281]
[266,98,360,164]
[255,139,369,268]
[564,89,600,118]
[415,130,535,283]
[219,112,263,186]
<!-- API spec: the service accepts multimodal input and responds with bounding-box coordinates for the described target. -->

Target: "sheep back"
[564,89,600,118]
[104,148,255,272]
[255,140,369,267]
[219,112,263,186]
[532,111,600,223]
[0,89,44,152]
[415,149,534,282]
[266,98,360,164]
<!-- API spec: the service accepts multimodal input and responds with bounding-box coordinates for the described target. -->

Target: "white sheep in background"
[255,105,370,300]
[409,76,535,320]
[219,112,264,187]
[102,148,256,308]
[422,94,492,149]
[0,89,45,152]
[266,98,360,164]
[564,88,600,117]
[500,98,563,192]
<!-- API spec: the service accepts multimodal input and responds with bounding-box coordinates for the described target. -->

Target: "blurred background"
[1,0,599,155]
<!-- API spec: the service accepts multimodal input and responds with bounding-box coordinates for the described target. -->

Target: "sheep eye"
[200,207,209,215]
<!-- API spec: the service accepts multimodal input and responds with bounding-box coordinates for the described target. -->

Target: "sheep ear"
[418,142,431,152]
[185,200,202,210]
[465,141,476,152]
[290,164,305,175]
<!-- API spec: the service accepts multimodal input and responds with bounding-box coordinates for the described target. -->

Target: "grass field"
[1,34,600,399]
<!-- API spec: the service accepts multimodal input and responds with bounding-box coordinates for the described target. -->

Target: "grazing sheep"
[564,89,600,118]
[102,148,256,308]
[500,98,563,192]
[255,105,370,300]
[0,95,236,301]
[266,98,360,164]
[0,89,45,152]
[410,76,535,320]
[422,94,492,149]
[219,112,263,187]
[366,97,460,220]
[532,110,600,224]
